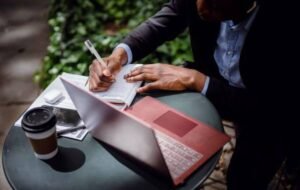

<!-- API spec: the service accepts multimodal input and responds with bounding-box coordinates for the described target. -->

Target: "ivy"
[35,0,192,88]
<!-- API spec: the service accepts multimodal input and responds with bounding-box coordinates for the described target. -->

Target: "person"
[88,0,297,189]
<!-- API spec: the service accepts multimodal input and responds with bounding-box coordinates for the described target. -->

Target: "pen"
[84,39,108,86]
[84,39,107,67]
[56,125,86,136]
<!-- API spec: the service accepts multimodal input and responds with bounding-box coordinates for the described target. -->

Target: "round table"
[2,92,223,190]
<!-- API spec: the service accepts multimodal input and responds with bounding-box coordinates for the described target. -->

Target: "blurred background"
[0,0,235,190]
[0,1,49,189]
[1,0,298,189]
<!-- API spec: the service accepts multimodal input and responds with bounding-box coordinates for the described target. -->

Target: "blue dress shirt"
[213,7,258,89]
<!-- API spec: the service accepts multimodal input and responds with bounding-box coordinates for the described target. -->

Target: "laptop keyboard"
[156,132,203,179]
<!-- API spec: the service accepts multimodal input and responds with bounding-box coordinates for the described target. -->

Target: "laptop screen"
[60,77,172,180]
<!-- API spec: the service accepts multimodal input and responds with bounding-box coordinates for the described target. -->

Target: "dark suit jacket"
[123,0,296,124]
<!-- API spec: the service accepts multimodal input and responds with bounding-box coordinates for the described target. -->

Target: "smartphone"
[42,105,82,127]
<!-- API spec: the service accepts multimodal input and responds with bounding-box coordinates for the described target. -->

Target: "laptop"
[60,77,230,186]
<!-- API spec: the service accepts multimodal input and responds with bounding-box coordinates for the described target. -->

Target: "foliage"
[35,0,193,88]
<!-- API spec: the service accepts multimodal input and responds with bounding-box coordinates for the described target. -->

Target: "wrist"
[112,47,128,66]
[114,43,132,65]
[188,70,206,92]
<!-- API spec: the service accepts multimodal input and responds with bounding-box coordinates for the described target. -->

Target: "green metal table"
[2,92,224,190]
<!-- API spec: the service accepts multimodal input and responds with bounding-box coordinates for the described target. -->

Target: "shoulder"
[165,0,195,13]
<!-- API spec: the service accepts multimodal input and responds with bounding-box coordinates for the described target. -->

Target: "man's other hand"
[88,48,127,92]
[124,63,206,93]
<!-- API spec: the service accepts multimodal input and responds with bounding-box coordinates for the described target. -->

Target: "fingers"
[92,59,105,78]
[101,58,113,79]
[88,59,115,91]
[124,65,156,82]
[126,72,157,82]
[137,81,160,93]
[130,63,188,93]
[89,70,112,91]
[89,80,112,91]
[95,59,115,82]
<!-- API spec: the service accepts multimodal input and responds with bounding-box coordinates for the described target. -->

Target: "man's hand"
[88,48,127,91]
[124,63,207,93]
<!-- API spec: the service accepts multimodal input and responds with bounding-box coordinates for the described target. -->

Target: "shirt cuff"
[201,77,210,95]
[114,43,133,65]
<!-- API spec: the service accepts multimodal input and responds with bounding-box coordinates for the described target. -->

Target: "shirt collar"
[244,5,259,30]
[226,4,259,31]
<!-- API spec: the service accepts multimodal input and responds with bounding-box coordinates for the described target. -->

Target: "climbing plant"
[35,0,192,88]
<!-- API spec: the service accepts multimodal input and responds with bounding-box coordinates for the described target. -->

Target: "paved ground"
[0,1,236,190]
[0,0,49,189]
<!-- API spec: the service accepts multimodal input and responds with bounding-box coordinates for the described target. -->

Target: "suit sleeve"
[122,0,189,62]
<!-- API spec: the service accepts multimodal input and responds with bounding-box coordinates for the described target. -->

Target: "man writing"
[88,0,296,189]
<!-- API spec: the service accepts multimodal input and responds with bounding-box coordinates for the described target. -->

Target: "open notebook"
[62,63,142,106]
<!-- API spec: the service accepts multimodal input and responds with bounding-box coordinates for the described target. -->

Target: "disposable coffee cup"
[21,107,58,160]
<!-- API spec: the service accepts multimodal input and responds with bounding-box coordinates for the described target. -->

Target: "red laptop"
[61,77,230,186]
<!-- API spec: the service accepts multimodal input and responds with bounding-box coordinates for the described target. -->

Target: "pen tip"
[84,39,93,48]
